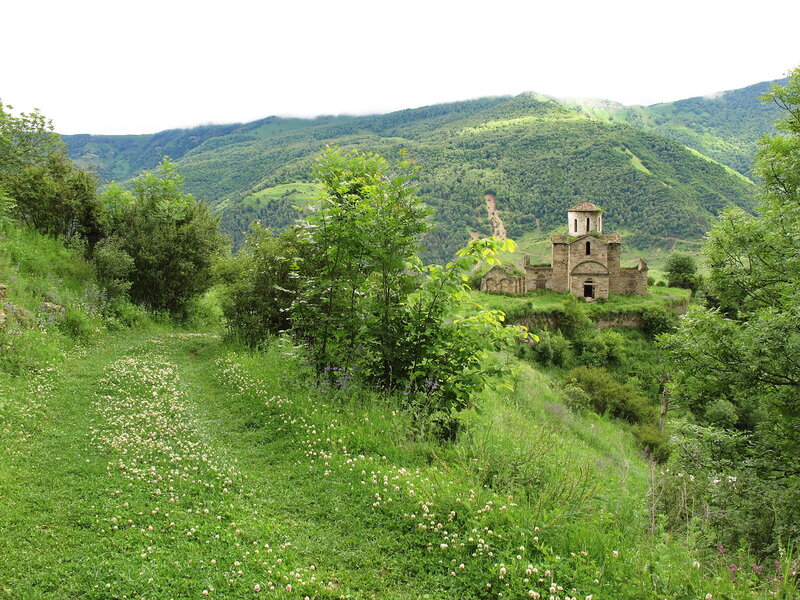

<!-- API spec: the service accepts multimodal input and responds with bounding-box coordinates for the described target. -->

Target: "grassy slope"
[1,227,791,598]
[2,326,785,599]
[568,78,785,177]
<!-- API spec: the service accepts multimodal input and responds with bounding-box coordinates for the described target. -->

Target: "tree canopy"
[663,67,800,553]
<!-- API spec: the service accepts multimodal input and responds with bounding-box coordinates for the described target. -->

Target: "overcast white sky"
[2,0,798,135]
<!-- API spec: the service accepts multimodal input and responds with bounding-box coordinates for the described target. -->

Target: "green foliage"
[531,329,573,367]
[291,147,432,380]
[0,101,64,177]
[663,67,800,555]
[565,366,656,425]
[665,251,701,292]
[558,297,594,339]
[579,329,627,366]
[630,423,671,463]
[0,102,107,248]
[398,238,528,418]
[282,148,528,425]
[91,236,134,300]
[105,158,225,315]
[219,224,303,344]
[640,304,679,338]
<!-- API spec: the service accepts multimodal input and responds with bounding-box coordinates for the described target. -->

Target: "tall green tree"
[0,102,106,245]
[288,148,527,422]
[0,102,64,177]
[292,147,431,381]
[662,67,800,553]
[107,158,225,314]
[664,252,701,292]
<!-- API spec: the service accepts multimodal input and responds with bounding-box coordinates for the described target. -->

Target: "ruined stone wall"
[550,242,569,292]
[524,266,554,291]
[618,268,648,296]
[481,266,525,294]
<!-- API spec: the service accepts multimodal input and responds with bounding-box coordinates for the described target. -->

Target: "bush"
[558,297,593,339]
[220,225,302,345]
[703,397,739,428]
[531,329,573,367]
[565,366,656,424]
[58,308,94,342]
[579,329,626,366]
[631,423,670,463]
[561,382,592,414]
[640,305,678,338]
[92,236,134,300]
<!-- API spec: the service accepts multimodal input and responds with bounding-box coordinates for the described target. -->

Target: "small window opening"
[586,217,590,232]
[586,241,591,255]
[573,218,577,233]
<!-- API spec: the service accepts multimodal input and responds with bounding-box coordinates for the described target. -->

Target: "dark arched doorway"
[583,279,595,298]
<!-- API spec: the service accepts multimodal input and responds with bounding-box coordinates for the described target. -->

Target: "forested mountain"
[566,78,786,177]
[64,84,772,261]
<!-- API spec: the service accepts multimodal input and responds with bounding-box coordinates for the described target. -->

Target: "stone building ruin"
[481,203,648,299]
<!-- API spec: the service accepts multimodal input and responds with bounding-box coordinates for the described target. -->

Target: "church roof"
[568,202,601,212]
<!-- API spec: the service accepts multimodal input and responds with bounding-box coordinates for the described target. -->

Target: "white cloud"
[2,0,797,134]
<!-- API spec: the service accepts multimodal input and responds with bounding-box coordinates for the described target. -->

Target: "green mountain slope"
[64,92,760,261]
[568,78,785,176]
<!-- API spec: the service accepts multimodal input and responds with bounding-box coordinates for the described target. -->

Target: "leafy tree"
[292,147,431,381]
[664,252,700,292]
[107,158,225,314]
[289,148,528,425]
[397,237,528,419]
[5,153,107,246]
[220,223,303,344]
[662,67,800,553]
[0,102,106,246]
[0,102,64,177]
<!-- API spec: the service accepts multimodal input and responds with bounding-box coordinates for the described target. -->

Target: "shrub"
[531,329,573,367]
[631,423,670,463]
[640,305,678,338]
[579,329,626,366]
[220,225,302,345]
[561,382,592,414]
[58,307,94,342]
[92,235,134,300]
[558,297,593,339]
[703,397,739,428]
[564,366,656,424]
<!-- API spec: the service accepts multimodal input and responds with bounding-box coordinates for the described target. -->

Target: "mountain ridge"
[63,81,777,261]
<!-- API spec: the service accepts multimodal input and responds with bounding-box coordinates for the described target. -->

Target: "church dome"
[568,202,601,212]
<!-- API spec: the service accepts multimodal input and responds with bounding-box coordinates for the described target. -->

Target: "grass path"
[0,330,463,599]
[2,329,786,600]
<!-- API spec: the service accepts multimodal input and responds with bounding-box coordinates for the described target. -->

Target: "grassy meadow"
[0,225,796,599]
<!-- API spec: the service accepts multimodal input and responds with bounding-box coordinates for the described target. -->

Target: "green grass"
[244,182,321,209]
[0,224,794,599]
[2,324,789,598]
[469,287,691,320]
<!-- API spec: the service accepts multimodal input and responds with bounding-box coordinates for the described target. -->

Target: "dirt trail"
[484,193,507,239]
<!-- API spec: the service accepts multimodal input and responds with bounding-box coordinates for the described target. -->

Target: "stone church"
[480,203,648,299]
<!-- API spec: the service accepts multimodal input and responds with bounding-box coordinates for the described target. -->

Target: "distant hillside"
[566,78,785,176]
[64,90,763,262]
